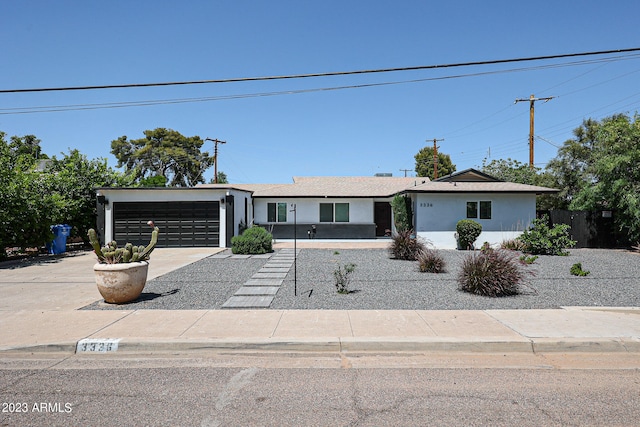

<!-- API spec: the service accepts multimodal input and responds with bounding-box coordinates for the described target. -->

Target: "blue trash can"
[48,224,72,254]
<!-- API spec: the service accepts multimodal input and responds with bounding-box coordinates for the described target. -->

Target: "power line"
[2,47,640,94]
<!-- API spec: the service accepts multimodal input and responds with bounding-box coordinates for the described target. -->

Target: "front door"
[374,202,392,237]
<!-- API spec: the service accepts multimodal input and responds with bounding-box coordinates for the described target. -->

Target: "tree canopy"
[111,128,214,187]
[1,132,126,257]
[556,114,640,243]
[414,146,456,179]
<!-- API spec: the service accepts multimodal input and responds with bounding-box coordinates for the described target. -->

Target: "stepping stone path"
[221,248,298,309]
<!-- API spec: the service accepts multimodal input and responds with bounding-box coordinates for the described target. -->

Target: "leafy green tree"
[414,146,455,179]
[208,171,228,184]
[0,132,60,255]
[111,128,214,187]
[567,114,640,243]
[482,157,558,210]
[48,149,127,242]
[544,118,599,209]
[481,158,540,185]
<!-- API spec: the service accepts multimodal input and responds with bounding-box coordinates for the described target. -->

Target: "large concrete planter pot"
[93,261,149,304]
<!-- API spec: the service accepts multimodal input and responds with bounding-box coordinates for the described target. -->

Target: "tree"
[0,132,60,255]
[414,146,455,179]
[48,149,127,241]
[481,158,540,185]
[544,118,599,209]
[566,114,640,243]
[111,128,214,187]
[482,158,558,210]
[209,171,228,184]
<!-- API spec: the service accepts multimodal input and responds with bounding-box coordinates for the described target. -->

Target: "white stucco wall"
[254,198,375,224]
[413,193,536,249]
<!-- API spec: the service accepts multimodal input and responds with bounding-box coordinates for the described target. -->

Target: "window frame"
[267,202,287,222]
[319,202,350,223]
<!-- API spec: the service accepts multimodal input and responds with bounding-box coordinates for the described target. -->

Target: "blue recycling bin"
[48,224,72,254]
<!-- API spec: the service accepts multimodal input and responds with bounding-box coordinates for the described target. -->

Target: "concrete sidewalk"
[1,247,639,355]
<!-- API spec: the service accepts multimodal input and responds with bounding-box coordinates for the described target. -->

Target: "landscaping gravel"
[83,248,640,311]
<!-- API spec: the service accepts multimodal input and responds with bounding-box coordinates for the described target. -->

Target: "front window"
[319,203,350,222]
[467,201,492,219]
[267,202,287,222]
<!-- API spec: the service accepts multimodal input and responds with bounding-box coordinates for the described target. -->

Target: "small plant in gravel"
[500,238,526,252]
[456,219,482,250]
[389,229,426,260]
[570,262,590,276]
[458,249,531,297]
[417,249,446,273]
[518,215,576,256]
[334,263,356,294]
[519,255,538,264]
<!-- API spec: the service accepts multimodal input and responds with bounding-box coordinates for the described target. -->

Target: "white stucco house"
[95,169,557,249]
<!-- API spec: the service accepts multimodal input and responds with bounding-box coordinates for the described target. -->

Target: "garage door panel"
[113,201,220,247]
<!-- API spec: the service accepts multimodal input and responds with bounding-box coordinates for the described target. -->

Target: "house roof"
[404,180,558,194]
[231,176,429,198]
[434,168,501,182]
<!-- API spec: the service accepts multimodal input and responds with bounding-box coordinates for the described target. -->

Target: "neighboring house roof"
[404,180,558,194]
[434,168,501,182]
[228,176,429,198]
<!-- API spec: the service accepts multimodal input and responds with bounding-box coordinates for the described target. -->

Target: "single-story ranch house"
[95,169,557,249]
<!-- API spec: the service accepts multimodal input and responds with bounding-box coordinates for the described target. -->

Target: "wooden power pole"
[205,137,227,183]
[427,138,444,179]
[515,94,554,168]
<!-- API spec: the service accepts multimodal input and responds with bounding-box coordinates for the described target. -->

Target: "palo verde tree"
[414,146,456,180]
[111,128,214,187]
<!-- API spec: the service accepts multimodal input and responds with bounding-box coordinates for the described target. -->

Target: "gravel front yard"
[83,248,640,311]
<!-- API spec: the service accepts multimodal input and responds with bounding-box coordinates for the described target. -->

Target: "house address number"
[76,338,121,353]
[419,203,433,207]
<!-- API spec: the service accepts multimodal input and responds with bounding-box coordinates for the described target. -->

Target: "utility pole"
[205,138,227,183]
[515,94,554,168]
[399,168,412,177]
[427,138,444,179]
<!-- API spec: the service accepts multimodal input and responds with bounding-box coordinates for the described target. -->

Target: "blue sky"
[2,1,639,184]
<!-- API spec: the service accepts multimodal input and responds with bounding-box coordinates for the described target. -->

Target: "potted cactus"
[88,223,159,304]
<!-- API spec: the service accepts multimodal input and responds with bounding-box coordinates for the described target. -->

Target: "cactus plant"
[88,225,159,264]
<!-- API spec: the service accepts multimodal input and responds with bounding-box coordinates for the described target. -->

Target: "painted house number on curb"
[76,338,121,353]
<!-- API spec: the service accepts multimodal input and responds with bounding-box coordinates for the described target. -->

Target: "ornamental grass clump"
[417,249,447,273]
[389,229,426,261]
[458,249,530,297]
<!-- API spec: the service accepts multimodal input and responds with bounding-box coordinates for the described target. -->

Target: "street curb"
[4,338,640,355]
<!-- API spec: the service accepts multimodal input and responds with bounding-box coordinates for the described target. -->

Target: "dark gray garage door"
[113,201,220,247]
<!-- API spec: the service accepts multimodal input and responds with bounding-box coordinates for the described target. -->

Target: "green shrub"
[456,219,482,250]
[231,226,273,254]
[417,249,446,273]
[389,229,426,260]
[570,262,590,276]
[391,195,413,233]
[334,263,356,294]
[519,215,576,256]
[458,250,530,297]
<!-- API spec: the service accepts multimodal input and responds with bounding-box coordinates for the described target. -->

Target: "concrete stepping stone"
[222,296,274,309]
[252,272,288,279]
[258,267,290,273]
[243,279,283,287]
[234,286,280,296]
